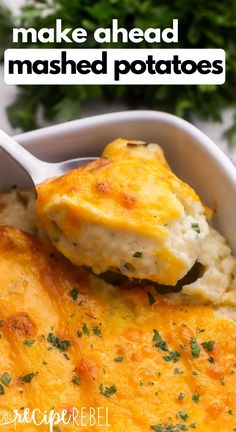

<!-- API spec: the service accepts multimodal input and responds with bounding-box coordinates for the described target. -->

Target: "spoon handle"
[0,129,46,184]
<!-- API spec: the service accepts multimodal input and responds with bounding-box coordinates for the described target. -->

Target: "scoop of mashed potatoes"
[36,139,211,286]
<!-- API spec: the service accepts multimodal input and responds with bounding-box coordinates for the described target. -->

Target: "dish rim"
[13,109,236,186]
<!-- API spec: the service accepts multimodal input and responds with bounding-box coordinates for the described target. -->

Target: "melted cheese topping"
[0,226,236,432]
[36,143,205,285]
[37,156,200,238]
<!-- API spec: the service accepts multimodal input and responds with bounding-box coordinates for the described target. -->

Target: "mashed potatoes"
[0,139,236,310]
[36,139,211,286]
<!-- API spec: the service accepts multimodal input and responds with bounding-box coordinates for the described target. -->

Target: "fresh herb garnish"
[82,323,90,336]
[114,356,124,363]
[21,372,38,383]
[1,372,11,385]
[0,384,4,395]
[178,410,189,422]
[147,291,155,305]
[99,384,117,398]
[192,393,200,404]
[72,375,80,386]
[163,350,180,363]
[221,377,225,386]
[23,339,35,347]
[201,340,215,352]
[174,368,184,375]
[151,423,188,431]
[47,333,71,352]
[70,288,78,300]
[77,330,82,338]
[190,337,201,358]
[208,356,215,364]
[153,330,169,352]
[133,251,142,258]
[92,326,101,337]
[191,223,201,234]
[178,391,185,400]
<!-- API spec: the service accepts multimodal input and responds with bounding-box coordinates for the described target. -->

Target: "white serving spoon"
[0,129,97,187]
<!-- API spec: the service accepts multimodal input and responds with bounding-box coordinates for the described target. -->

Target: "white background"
[0,0,235,161]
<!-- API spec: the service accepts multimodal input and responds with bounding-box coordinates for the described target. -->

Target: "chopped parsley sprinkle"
[192,370,198,376]
[1,372,11,385]
[178,391,185,400]
[53,427,61,432]
[0,384,4,395]
[151,423,188,431]
[23,339,35,347]
[208,356,215,364]
[147,291,155,306]
[42,361,48,365]
[114,356,124,363]
[190,423,197,429]
[174,368,184,375]
[201,340,215,351]
[163,351,180,363]
[92,326,101,337]
[77,330,82,338]
[153,330,169,352]
[71,375,80,386]
[21,372,38,383]
[190,337,200,359]
[221,377,225,386]
[191,223,201,234]
[82,323,90,336]
[47,333,71,352]
[192,393,200,404]
[178,411,189,422]
[228,409,233,415]
[133,251,142,258]
[99,384,117,398]
[70,288,78,301]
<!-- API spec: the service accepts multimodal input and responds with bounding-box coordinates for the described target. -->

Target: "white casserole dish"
[0,110,235,252]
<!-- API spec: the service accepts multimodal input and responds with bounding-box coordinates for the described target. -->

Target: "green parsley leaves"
[99,384,117,398]
[190,337,200,359]
[21,372,38,383]
[153,330,169,352]
[47,333,71,352]
[23,339,35,347]
[201,340,215,352]
[191,223,201,234]
[163,351,180,363]
[70,288,78,300]
[1,372,11,385]
[133,251,142,258]
[114,356,124,363]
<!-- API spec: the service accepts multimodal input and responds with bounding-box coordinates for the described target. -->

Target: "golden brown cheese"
[0,226,236,431]
[36,140,206,285]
